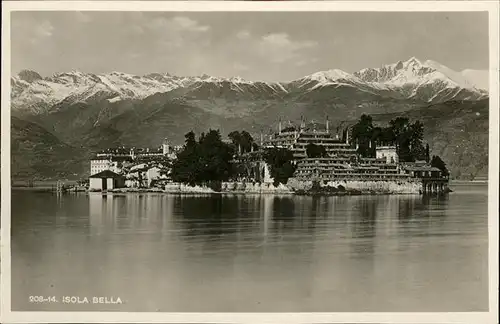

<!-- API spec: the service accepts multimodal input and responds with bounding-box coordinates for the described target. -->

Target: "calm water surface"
[11,183,489,312]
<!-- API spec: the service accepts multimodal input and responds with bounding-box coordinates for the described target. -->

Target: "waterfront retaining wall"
[325,180,421,194]
[163,182,293,194]
[161,179,420,194]
[221,182,293,194]
[287,177,421,194]
[164,183,216,193]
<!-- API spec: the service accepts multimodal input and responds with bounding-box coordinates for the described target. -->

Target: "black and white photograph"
[1,1,498,323]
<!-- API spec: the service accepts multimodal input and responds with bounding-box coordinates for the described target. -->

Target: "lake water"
[11,183,489,312]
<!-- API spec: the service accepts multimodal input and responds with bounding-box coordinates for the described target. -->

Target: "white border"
[1,2,499,323]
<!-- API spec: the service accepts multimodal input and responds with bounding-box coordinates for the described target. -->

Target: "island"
[77,114,451,196]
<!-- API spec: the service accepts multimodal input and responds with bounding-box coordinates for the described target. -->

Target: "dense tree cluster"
[430,155,450,177]
[306,143,327,158]
[172,129,297,186]
[351,114,430,162]
[171,130,235,185]
[263,147,297,186]
[228,130,258,154]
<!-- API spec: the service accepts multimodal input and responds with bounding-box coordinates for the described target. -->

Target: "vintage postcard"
[1,1,498,323]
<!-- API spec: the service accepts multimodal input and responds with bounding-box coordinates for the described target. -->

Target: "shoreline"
[11,178,477,196]
[12,187,452,196]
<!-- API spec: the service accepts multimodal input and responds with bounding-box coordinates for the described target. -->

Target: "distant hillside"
[10,98,489,180]
[11,117,87,180]
[368,99,489,180]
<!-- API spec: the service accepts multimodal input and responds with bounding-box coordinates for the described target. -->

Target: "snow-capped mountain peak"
[305,69,356,83]
[17,69,43,83]
[228,76,249,84]
[404,56,423,67]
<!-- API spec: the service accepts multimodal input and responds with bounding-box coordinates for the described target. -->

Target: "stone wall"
[164,179,421,195]
[221,182,293,194]
[287,177,421,194]
[164,183,216,193]
[324,180,421,194]
[163,182,293,194]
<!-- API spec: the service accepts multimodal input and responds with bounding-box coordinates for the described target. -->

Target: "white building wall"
[376,147,399,164]
[263,163,274,184]
[146,167,161,187]
[90,159,120,175]
[107,178,114,190]
[89,178,103,190]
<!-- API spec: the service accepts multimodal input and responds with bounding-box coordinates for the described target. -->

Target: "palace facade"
[263,117,448,191]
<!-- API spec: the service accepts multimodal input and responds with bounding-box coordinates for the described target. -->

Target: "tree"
[351,114,374,157]
[228,130,255,154]
[171,129,235,185]
[306,143,327,158]
[379,127,396,145]
[411,142,427,162]
[171,131,200,185]
[263,148,297,186]
[425,143,430,163]
[389,117,410,139]
[431,155,449,177]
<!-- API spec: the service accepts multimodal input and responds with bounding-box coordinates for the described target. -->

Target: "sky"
[11,11,489,82]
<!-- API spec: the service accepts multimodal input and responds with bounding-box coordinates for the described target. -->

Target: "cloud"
[130,25,145,35]
[261,33,316,50]
[141,16,212,56]
[258,33,317,63]
[236,30,251,40]
[34,21,54,38]
[173,16,210,32]
[148,16,210,33]
[295,57,319,67]
[233,62,249,71]
[23,20,55,44]
[74,12,92,23]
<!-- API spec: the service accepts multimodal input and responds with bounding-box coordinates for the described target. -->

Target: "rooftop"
[89,170,125,179]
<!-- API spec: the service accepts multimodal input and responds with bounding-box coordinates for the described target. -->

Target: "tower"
[278,117,282,134]
[300,115,305,130]
[326,115,329,133]
[162,138,170,155]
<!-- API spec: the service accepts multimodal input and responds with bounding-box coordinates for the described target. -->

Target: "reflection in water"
[11,184,489,312]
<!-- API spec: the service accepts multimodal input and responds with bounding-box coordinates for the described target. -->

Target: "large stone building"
[262,117,356,159]
[264,118,447,189]
[90,138,176,176]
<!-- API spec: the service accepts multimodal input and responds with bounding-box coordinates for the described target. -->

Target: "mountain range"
[12,57,488,114]
[10,57,490,180]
